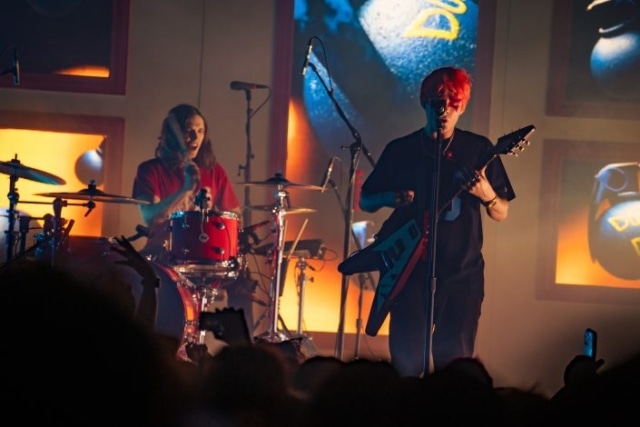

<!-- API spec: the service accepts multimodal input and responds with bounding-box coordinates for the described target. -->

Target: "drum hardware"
[1,155,65,265]
[291,256,318,357]
[237,172,324,192]
[253,238,325,259]
[27,181,149,267]
[35,180,151,206]
[244,205,317,215]
[245,188,316,343]
[294,256,313,336]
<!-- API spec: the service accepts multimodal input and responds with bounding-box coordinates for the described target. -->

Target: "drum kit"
[2,157,323,355]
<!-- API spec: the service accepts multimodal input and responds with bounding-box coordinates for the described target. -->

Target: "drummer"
[132,104,259,336]
[132,103,242,258]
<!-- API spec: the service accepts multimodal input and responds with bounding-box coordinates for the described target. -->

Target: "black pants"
[388,276,483,377]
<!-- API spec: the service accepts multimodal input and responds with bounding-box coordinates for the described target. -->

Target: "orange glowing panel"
[0,129,105,241]
[57,66,111,78]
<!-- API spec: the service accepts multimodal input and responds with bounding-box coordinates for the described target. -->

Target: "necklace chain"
[441,131,455,155]
[421,128,455,157]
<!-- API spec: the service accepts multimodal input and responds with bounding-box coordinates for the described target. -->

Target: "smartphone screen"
[583,328,597,359]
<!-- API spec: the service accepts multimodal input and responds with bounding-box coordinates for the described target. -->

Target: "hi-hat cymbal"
[238,172,322,191]
[0,158,66,185]
[35,187,149,205]
[245,205,316,215]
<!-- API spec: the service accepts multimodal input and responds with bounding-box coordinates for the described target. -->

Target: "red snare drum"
[168,210,241,277]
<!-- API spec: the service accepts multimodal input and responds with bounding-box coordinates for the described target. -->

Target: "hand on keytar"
[110,235,159,288]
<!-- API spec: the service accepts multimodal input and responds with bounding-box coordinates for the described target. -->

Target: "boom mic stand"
[306,58,376,361]
[327,180,377,359]
[237,88,255,227]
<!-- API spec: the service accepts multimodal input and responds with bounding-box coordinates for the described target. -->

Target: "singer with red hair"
[358,67,516,376]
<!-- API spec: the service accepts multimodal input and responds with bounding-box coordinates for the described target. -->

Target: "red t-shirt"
[132,158,240,255]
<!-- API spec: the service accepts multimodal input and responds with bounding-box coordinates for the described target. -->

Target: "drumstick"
[286,218,308,262]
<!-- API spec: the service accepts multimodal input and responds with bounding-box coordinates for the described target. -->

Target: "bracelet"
[484,196,498,209]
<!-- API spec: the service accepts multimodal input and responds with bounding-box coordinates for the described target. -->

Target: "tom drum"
[168,210,242,278]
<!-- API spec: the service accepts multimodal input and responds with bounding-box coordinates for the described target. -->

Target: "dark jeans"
[389,276,483,376]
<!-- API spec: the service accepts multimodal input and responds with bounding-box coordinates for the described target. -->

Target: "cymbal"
[35,187,150,205]
[238,173,322,191]
[0,158,66,185]
[245,205,316,215]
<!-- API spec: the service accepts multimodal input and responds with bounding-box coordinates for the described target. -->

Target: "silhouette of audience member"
[420,357,502,425]
[299,358,404,427]
[0,258,187,427]
[5,255,638,427]
[194,343,303,427]
[290,355,345,400]
[551,352,639,424]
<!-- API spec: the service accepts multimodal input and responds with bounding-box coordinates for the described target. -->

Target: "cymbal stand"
[295,256,314,336]
[264,186,289,342]
[3,172,20,265]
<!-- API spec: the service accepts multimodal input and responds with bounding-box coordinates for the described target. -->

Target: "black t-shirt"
[361,128,516,287]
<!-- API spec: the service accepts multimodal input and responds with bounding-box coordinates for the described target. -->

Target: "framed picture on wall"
[0,110,125,243]
[0,0,130,94]
[546,0,640,120]
[536,138,640,304]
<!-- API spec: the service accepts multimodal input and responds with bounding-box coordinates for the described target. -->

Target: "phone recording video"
[583,328,598,359]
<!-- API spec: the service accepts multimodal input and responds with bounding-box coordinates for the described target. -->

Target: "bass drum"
[48,236,208,358]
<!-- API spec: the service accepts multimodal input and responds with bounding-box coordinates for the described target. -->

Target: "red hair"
[419,67,472,109]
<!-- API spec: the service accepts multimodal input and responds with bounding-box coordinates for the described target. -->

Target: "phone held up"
[583,328,598,359]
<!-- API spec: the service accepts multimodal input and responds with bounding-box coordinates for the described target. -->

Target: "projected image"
[538,139,640,304]
[547,0,640,118]
[292,0,480,158]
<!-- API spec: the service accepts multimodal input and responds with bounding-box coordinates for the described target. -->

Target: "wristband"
[482,196,498,209]
[484,196,498,209]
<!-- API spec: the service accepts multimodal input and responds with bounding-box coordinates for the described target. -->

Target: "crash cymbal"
[35,187,149,205]
[245,205,316,215]
[238,172,322,191]
[0,158,66,185]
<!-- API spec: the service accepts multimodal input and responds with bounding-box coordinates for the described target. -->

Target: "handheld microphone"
[12,47,19,86]
[229,80,269,90]
[319,156,338,193]
[300,37,314,76]
[194,188,209,210]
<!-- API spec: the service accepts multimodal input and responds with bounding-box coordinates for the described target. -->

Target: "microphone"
[12,47,19,86]
[300,37,314,76]
[319,156,338,193]
[229,80,269,91]
[430,99,447,117]
[194,188,209,210]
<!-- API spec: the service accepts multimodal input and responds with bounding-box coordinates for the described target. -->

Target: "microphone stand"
[238,88,255,227]
[422,111,445,376]
[307,60,376,360]
[327,179,377,359]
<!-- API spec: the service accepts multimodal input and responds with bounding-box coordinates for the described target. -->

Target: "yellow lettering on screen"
[404,0,468,41]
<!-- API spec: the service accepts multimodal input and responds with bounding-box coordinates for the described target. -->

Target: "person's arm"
[138,162,199,226]
[468,166,509,222]
[359,189,415,213]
